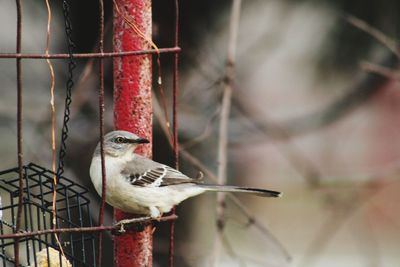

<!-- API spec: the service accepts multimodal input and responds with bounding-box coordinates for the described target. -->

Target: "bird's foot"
[117,221,126,233]
[156,213,163,222]
[115,216,152,233]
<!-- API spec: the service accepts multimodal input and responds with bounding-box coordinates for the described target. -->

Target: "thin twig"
[299,200,356,267]
[346,14,400,58]
[214,0,242,265]
[228,196,291,260]
[112,0,159,51]
[360,61,400,81]
[44,0,66,259]
[220,232,247,267]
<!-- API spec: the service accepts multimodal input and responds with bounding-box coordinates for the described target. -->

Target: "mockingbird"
[90,130,281,218]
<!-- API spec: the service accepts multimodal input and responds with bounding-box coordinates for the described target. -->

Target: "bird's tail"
[198,184,282,197]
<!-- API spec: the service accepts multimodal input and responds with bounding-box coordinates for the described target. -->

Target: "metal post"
[113,0,153,266]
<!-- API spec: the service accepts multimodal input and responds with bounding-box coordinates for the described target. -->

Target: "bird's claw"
[118,223,126,233]
[115,220,127,233]
[115,216,152,233]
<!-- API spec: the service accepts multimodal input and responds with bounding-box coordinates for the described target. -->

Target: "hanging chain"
[57,0,76,178]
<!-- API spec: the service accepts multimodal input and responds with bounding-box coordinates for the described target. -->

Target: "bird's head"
[94,130,150,157]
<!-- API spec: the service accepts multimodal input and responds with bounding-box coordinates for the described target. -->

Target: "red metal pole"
[113,0,153,266]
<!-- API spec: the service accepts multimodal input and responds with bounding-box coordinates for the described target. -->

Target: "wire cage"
[0,163,96,267]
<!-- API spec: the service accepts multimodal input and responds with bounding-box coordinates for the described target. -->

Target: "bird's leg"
[149,206,161,219]
[115,216,152,233]
[149,207,164,234]
[151,215,163,234]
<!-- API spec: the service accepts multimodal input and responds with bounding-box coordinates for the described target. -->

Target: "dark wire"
[169,0,180,266]
[14,0,23,266]
[57,0,77,178]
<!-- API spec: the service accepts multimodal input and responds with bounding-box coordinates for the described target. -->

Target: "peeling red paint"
[113,0,153,266]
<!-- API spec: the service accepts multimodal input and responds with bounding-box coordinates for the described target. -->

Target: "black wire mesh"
[0,163,96,267]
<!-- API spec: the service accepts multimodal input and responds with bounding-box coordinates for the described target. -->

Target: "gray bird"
[90,130,281,218]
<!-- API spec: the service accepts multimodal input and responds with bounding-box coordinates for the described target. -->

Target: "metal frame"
[0,0,180,266]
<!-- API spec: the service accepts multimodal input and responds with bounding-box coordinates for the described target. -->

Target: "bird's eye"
[115,137,124,143]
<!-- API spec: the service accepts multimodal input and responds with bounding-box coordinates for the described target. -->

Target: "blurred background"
[0,0,399,266]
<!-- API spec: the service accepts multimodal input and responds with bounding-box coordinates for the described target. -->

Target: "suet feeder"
[0,163,96,267]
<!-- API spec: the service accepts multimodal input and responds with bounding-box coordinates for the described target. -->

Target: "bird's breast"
[89,155,125,196]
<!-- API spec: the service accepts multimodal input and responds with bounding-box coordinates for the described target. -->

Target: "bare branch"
[360,61,400,81]
[214,0,242,265]
[346,14,400,58]
[220,233,247,267]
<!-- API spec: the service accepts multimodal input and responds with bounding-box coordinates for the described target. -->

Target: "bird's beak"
[135,138,150,144]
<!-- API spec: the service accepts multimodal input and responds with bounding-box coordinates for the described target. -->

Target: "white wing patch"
[128,165,194,187]
[129,166,166,187]
[144,166,167,187]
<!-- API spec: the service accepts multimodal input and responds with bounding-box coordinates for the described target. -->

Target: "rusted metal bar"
[0,215,177,240]
[113,0,153,266]
[169,0,180,266]
[0,47,180,59]
[14,0,23,266]
[97,0,106,266]
[172,0,180,172]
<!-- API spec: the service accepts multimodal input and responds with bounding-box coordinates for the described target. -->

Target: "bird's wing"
[121,155,196,187]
